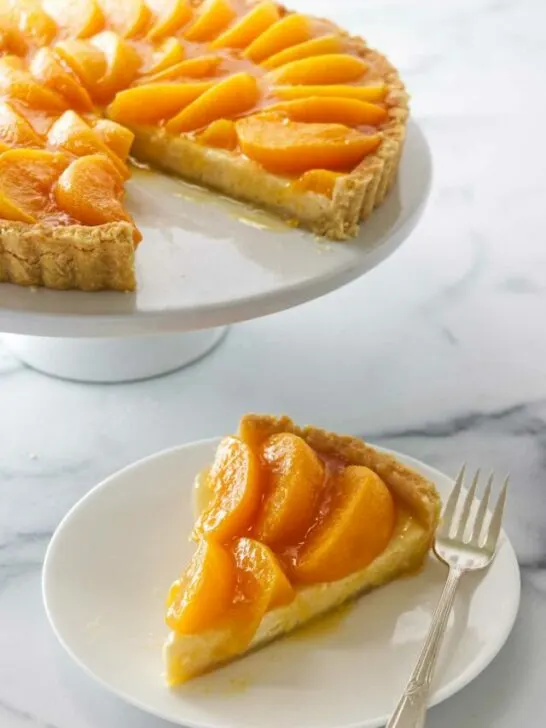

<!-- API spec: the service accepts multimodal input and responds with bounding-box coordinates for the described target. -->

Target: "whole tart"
[164,414,440,685]
[0,0,409,291]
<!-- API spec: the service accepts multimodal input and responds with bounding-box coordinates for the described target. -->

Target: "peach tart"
[164,414,440,685]
[0,0,409,291]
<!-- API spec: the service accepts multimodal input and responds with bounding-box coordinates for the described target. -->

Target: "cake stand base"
[3,327,228,383]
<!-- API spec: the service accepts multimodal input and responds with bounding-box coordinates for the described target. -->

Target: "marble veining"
[2,0,546,725]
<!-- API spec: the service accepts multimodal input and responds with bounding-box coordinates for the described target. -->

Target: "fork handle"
[386,566,463,728]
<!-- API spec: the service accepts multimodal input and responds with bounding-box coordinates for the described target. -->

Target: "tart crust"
[164,414,440,684]
[0,220,136,291]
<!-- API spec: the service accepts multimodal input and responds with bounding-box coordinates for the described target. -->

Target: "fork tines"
[439,465,509,551]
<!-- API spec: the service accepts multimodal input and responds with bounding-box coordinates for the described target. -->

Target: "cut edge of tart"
[128,47,408,242]
[0,219,136,290]
[163,414,441,686]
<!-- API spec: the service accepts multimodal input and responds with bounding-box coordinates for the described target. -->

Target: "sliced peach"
[0,57,69,112]
[90,31,142,102]
[255,433,324,547]
[184,0,236,43]
[2,0,57,47]
[0,148,69,223]
[292,465,396,584]
[107,81,214,125]
[166,72,259,133]
[243,13,310,63]
[141,36,185,75]
[55,39,107,99]
[0,25,28,56]
[196,118,237,150]
[192,436,261,542]
[43,0,104,39]
[47,110,129,179]
[232,538,295,616]
[236,116,381,174]
[271,97,387,127]
[294,169,344,198]
[165,540,235,634]
[210,1,280,49]
[96,0,152,38]
[0,55,24,70]
[270,54,367,85]
[147,0,192,41]
[0,100,44,148]
[139,55,221,84]
[92,119,134,161]
[30,48,94,113]
[273,83,387,103]
[0,189,37,223]
[54,153,133,228]
[262,34,342,70]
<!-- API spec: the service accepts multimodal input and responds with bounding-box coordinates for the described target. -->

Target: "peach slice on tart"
[140,36,185,76]
[243,13,311,63]
[146,0,192,42]
[107,81,216,125]
[137,54,221,84]
[0,0,57,47]
[96,0,152,38]
[46,110,130,178]
[209,0,281,50]
[183,0,236,43]
[0,56,69,113]
[29,48,94,112]
[0,100,45,149]
[42,0,105,40]
[89,30,142,102]
[54,38,108,100]
[163,414,441,685]
[0,148,70,223]
[91,118,134,161]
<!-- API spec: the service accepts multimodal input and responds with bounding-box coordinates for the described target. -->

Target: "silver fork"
[386,466,509,728]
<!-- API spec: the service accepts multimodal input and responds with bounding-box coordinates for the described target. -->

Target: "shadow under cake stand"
[0,121,431,383]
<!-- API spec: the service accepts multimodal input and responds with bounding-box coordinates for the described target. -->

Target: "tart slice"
[164,414,441,685]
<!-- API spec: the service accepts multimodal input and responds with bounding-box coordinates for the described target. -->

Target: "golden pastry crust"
[0,220,136,291]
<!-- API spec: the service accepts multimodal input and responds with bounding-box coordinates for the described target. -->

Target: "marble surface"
[1,0,546,725]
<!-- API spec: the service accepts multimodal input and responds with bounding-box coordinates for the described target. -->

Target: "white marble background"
[2,0,546,725]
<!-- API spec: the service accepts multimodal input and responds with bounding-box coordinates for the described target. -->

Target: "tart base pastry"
[0,220,136,291]
[164,414,441,685]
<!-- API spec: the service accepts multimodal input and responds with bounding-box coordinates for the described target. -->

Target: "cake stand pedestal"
[2,328,228,382]
[0,121,431,383]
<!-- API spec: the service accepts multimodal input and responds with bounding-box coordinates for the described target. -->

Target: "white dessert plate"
[43,438,520,728]
[0,121,430,336]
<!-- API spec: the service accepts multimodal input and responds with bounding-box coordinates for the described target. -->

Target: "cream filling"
[126,125,362,240]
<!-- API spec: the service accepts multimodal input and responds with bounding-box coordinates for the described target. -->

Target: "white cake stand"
[0,121,431,382]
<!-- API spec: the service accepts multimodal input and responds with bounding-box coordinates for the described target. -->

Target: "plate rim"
[42,438,521,728]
